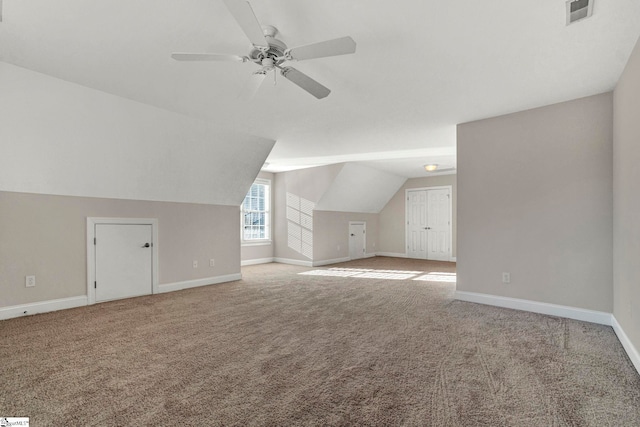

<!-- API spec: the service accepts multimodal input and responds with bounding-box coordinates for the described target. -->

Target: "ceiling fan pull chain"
[274,70,277,86]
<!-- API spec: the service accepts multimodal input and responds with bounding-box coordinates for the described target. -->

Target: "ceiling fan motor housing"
[249,26,288,65]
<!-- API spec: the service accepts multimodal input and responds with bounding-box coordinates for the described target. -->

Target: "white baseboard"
[611,315,640,376]
[158,273,242,293]
[454,291,612,326]
[0,296,88,321]
[241,257,274,266]
[273,257,313,267]
[375,252,455,262]
[313,257,351,267]
[364,253,376,259]
[375,252,407,258]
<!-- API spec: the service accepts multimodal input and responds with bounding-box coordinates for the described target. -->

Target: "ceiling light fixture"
[424,164,438,172]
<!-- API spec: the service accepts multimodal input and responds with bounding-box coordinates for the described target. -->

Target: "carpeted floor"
[1,257,639,426]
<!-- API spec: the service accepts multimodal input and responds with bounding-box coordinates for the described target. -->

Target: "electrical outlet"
[25,275,36,287]
[502,272,511,284]
[193,260,198,268]
[209,259,215,267]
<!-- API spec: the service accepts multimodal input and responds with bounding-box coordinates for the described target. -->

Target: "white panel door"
[349,223,366,260]
[427,189,451,261]
[407,190,428,259]
[95,224,153,302]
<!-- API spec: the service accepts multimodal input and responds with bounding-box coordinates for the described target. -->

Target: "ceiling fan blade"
[280,67,330,99]
[171,53,247,62]
[238,70,268,100]
[221,0,269,48]
[286,36,356,61]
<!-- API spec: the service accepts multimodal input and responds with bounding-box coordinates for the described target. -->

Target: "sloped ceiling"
[316,163,406,213]
[1,0,639,177]
[0,62,274,206]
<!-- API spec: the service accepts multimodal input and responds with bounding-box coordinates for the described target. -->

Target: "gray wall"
[613,36,640,352]
[273,165,343,262]
[0,191,240,308]
[314,211,379,262]
[0,63,271,310]
[457,92,613,312]
[378,174,457,257]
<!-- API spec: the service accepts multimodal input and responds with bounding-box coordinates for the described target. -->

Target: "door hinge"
[94,281,97,289]
[94,237,96,245]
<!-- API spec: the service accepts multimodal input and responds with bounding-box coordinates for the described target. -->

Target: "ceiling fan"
[171,0,356,99]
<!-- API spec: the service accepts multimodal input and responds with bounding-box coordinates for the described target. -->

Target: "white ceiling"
[1,0,639,178]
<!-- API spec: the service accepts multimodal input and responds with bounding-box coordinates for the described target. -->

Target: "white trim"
[405,185,453,261]
[375,252,408,258]
[0,296,88,321]
[406,185,453,191]
[241,241,272,247]
[364,253,376,259]
[313,257,351,267]
[611,315,640,376]
[87,217,159,305]
[158,273,241,294]
[241,257,275,266]
[454,291,612,325]
[424,170,457,177]
[450,256,457,262]
[273,257,313,267]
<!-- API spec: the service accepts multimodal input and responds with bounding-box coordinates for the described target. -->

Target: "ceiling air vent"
[566,0,594,25]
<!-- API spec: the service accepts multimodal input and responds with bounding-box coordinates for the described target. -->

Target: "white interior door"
[349,222,366,260]
[406,188,452,260]
[407,190,428,259]
[427,189,451,261]
[95,224,153,302]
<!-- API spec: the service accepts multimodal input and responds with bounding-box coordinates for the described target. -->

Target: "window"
[241,179,271,242]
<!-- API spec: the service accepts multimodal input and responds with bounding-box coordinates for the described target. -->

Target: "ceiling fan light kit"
[423,164,457,174]
[171,0,356,99]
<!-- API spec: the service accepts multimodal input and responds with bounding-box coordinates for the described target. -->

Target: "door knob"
[142,243,150,248]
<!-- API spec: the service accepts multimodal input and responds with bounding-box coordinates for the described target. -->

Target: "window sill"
[242,241,273,247]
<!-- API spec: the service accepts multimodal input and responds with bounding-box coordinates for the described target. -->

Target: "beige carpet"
[1,257,639,426]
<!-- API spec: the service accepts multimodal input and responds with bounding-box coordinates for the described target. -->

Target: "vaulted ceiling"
[1,0,639,177]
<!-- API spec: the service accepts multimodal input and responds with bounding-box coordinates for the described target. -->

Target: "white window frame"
[241,178,271,245]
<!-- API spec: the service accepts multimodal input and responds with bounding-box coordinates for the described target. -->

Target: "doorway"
[87,218,159,304]
[349,221,366,260]
[406,187,452,261]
